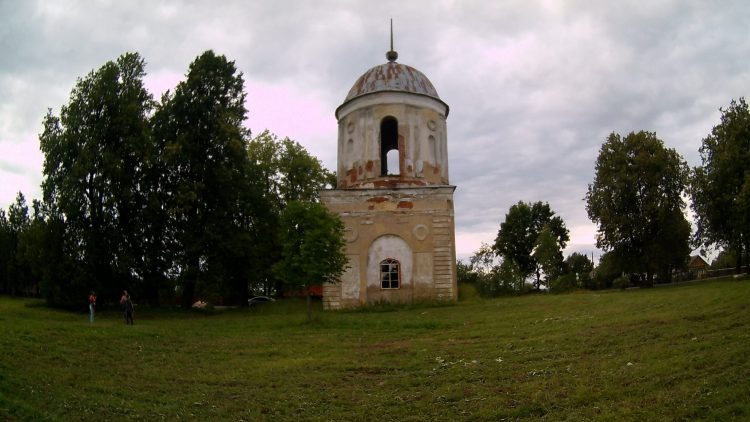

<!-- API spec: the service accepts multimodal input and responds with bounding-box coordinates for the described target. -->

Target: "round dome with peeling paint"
[344,62,441,102]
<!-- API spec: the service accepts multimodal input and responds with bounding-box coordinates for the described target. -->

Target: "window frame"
[380,258,400,289]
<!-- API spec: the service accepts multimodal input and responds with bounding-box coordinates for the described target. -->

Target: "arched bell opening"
[380,116,399,176]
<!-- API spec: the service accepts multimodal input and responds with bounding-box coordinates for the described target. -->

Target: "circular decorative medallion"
[413,224,429,241]
[344,226,358,243]
[347,121,355,134]
[427,119,437,131]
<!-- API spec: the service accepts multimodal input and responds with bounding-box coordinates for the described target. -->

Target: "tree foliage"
[590,251,621,290]
[456,260,478,285]
[586,131,690,286]
[22,50,341,309]
[469,242,499,275]
[247,130,333,207]
[152,50,258,306]
[493,201,569,289]
[564,252,594,289]
[246,130,335,296]
[711,249,738,269]
[39,52,154,305]
[273,201,347,321]
[460,243,520,297]
[532,225,564,288]
[691,98,750,272]
[0,193,32,295]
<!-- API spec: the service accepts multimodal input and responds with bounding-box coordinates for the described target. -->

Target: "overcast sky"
[1,0,748,262]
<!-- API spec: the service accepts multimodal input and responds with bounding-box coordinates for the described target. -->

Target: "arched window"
[380,258,400,289]
[380,117,399,175]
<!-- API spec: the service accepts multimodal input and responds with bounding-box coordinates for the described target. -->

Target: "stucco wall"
[336,92,449,188]
[321,186,457,309]
[366,235,413,303]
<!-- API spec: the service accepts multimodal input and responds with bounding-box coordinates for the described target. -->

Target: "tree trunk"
[645,271,654,288]
[735,243,743,275]
[143,272,161,306]
[182,280,195,309]
[275,278,285,298]
[182,255,199,308]
[306,293,312,323]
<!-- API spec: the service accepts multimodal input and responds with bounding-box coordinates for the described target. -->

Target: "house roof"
[688,255,709,269]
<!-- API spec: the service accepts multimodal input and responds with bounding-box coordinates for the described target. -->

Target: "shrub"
[551,273,577,292]
[613,275,630,290]
[475,271,517,298]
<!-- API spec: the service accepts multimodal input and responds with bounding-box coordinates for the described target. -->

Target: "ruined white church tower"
[320,31,457,309]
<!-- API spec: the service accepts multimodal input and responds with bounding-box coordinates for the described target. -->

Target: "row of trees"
[0,51,346,309]
[462,98,750,294]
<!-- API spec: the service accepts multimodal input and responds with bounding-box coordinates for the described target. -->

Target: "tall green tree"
[17,200,49,298]
[711,248,738,269]
[0,209,9,294]
[153,50,254,306]
[586,131,690,287]
[493,201,569,289]
[564,252,594,289]
[532,224,564,289]
[591,251,624,290]
[456,260,478,285]
[691,98,750,273]
[7,193,31,296]
[247,130,333,209]
[469,242,499,275]
[498,258,526,292]
[466,243,518,298]
[39,52,154,305]
[273,201,347,322]
[0,193,31,295]
[246,130,334,296]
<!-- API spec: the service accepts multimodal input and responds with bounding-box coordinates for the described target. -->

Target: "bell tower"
[321,28,457,309]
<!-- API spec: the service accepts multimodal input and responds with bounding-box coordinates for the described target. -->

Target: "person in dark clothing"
[88,291,97,323]
[120,290,134,325]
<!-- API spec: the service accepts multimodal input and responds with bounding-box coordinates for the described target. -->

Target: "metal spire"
[386,18,398,62]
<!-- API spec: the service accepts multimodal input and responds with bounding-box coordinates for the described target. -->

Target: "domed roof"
[344,61,442,102]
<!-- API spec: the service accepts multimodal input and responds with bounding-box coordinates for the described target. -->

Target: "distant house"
[688,255,710,279]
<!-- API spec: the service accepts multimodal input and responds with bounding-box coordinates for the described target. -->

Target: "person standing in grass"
[88,291,96,323]
[120,290,134,325]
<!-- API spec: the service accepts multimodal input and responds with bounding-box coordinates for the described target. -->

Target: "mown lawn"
[1,279,748,421]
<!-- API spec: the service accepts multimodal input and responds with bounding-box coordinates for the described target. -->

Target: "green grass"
[1,279,749,421]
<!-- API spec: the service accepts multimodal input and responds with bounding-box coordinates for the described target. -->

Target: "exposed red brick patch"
[373,180,399,188]
[367,196,389,203]
[365,160,374,172]
[397,201,413,209]
[371,179,427,188]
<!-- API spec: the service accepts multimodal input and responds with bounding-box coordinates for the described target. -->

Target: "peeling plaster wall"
[336,92,449,189]
[321,187,457,309]
[366,235,413,303]
[322,65,456,310]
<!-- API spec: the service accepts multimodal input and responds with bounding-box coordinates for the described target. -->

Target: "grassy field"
[1,279,748,421]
